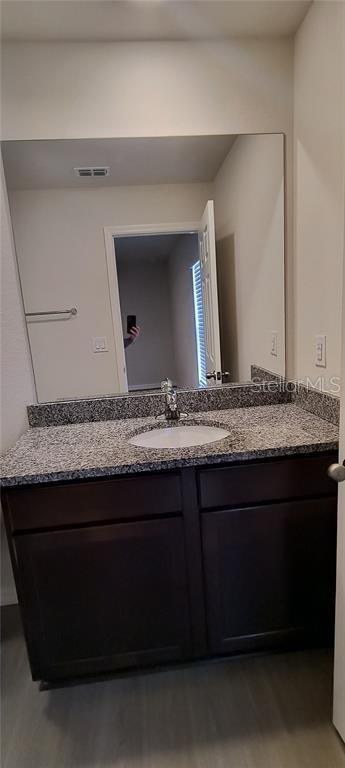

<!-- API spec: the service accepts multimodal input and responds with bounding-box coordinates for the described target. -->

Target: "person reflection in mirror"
[124,325,141,348]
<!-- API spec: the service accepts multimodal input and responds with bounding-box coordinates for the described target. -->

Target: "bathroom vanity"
[1,400,339,686]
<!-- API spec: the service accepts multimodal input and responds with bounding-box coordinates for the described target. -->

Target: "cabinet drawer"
[5,472,182,532]
[198,454,336,510]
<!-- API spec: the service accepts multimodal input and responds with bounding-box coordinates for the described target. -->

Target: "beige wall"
[294,0,345,392]
[9,183,210,401]
[2,41,293,141]
[1,159,36,604]
[0,164,36,449]
[213,133,285,381]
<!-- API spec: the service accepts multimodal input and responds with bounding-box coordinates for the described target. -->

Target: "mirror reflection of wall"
[215,134,285,382]
[1,133,285,402]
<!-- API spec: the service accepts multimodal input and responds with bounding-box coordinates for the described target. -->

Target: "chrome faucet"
[160,378,180,421]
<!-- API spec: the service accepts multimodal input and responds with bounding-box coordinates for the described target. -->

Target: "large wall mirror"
[2,133,285,402]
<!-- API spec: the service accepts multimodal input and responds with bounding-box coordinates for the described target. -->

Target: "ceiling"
[1,1,312,42]
[1,135,237,190]
[115,234,190,262]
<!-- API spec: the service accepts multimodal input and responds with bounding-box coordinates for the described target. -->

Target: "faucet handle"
[161,378,173,393]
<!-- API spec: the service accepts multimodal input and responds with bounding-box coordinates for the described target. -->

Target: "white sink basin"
[129,424,230,449]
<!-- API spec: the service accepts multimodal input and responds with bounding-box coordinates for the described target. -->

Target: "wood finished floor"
[1,606,345,768]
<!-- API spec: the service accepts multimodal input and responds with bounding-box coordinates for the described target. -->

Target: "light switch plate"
[92,337,108,353]
[315,334,326,367]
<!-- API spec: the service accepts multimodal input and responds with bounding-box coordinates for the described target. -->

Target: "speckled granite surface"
[250,365,340,426]
[1,404,338,488]
[250,364,287,386]
[292,383,340,426]
[27,383,290,428]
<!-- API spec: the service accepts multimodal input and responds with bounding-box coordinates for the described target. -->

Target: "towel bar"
[25,307,77,318]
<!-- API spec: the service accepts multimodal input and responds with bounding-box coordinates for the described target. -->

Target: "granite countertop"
[0,403,339,488]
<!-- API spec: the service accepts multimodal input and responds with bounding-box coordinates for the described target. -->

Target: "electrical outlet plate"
[315,334,326,367]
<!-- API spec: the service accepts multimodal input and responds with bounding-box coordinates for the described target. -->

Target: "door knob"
[206,371,217,380]
[328,461,345,483]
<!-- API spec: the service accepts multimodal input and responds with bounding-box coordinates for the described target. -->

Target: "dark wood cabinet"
[202,497,337,655]
[6,472,182,532]
[14,517,192,680]
[197,454,336,509]
[2,452,338,685]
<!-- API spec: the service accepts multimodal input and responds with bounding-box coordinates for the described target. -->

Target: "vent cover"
[74,167,110,178]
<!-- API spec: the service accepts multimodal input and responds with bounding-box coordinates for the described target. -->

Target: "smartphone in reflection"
[127,315,136,334]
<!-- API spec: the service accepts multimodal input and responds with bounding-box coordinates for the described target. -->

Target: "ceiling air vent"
[74,167,110,178]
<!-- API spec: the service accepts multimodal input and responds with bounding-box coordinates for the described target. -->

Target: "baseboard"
[1,586,18,606]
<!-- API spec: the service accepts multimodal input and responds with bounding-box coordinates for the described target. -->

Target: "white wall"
[168,234,199,388]
[117,255,176,389]
[213,133,285,381]
[2,38,294,372]
[294,0,345,392]
[9,182,210,401]
[0,158,36,604]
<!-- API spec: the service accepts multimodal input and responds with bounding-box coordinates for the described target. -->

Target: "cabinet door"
[202,498,337,655]
[15,518,192,680]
